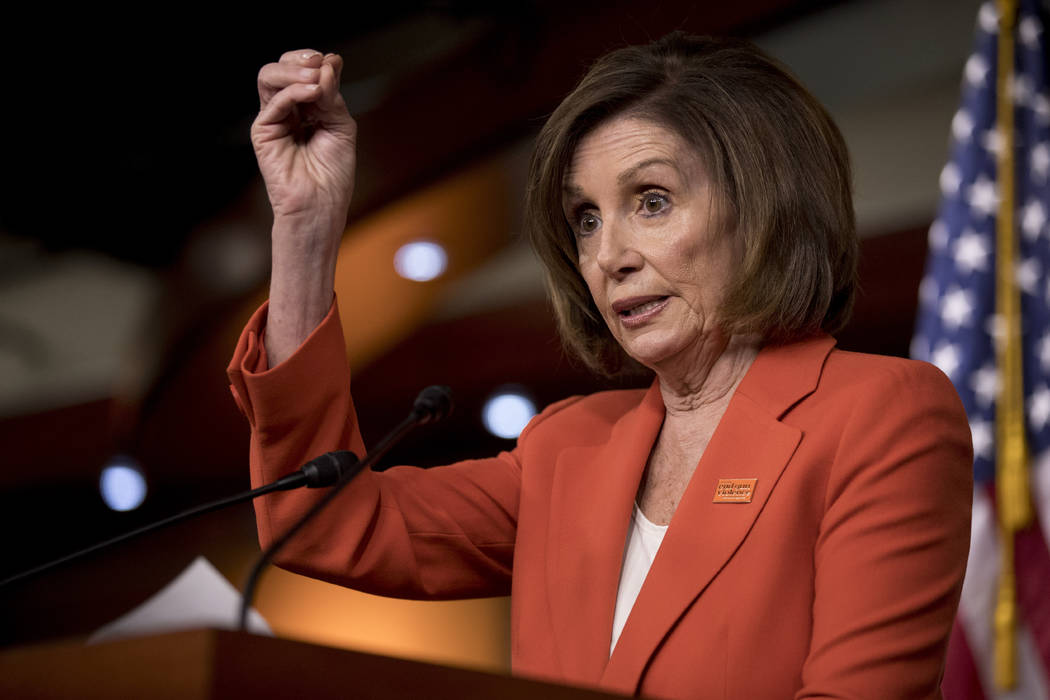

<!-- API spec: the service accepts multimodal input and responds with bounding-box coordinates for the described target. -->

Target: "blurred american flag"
[912,1,1050,697]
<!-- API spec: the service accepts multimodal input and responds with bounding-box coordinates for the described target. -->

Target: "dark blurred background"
[0,0,980,670]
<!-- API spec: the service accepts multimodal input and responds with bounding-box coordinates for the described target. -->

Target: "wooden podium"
[0,628,628,699]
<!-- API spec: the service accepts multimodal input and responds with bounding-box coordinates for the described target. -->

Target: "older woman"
[228,34,972,699]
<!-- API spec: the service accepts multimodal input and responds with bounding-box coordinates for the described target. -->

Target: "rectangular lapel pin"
[713,478,757,504]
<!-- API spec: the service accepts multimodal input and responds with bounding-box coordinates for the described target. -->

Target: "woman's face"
[563,116,735,371]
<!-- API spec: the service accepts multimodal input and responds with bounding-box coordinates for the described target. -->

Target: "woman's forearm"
[265,215,343,368]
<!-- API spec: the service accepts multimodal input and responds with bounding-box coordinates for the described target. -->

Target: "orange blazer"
[228,300,973,700]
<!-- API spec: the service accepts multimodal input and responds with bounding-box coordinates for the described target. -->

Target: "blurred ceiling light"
[482,390,537,440]
[394,240,448,282]
[99,456,148,512]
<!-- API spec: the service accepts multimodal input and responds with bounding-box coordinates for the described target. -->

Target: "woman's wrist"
[271,207,345,252]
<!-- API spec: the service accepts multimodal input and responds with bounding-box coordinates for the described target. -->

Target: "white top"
[610,503,668,655]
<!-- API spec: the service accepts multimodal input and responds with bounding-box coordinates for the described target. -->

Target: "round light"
[482,391,537,440]
[99,457,148,512]
[393,240,448,282]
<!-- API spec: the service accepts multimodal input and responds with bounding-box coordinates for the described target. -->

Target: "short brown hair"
[524,33,857,374]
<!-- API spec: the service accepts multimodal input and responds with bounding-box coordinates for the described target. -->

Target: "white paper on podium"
[88,556,272,643]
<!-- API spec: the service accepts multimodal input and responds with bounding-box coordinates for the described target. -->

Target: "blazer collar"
[544,334,836,692]
[735,333,836,419]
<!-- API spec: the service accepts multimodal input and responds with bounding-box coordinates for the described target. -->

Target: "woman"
[228,34,973,699]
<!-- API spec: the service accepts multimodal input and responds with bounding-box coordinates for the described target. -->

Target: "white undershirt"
[610,503,668,655]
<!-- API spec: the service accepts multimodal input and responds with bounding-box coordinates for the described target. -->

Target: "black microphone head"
[301,451,360,487]
[413,385,454,424]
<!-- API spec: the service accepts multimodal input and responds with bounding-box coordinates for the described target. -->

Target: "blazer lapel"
[600,335,836,695]
[546,381,665,684]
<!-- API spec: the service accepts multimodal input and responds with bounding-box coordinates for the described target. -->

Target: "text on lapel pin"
[713,478,757,503]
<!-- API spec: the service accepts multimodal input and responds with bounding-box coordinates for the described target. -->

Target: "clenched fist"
[252,50,356,230]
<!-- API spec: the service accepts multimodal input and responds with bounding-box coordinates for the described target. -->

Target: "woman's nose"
[595,220,643,279]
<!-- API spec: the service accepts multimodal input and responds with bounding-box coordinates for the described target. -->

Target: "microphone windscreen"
[301,450,360,487]
[413,385,454,424]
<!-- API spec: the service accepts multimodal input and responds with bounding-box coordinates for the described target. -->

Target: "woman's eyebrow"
[617,158,680,185]
[561,157,681,201]
[561,183,586,213]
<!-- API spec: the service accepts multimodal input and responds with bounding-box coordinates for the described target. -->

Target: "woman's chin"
[621,337,693,372]
[618,324,729,376]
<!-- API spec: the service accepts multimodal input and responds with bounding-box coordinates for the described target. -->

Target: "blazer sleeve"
[227,298,521,600]
[797,361,973,700]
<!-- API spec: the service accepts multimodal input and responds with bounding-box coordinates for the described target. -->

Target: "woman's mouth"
[621,298,666,317]
[613,296,670,324]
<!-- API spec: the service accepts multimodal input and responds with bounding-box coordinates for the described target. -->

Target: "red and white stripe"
[945,452,1050,699]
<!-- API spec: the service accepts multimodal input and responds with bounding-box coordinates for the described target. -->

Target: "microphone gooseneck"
[238,385,454,630]
[0,451,360,590]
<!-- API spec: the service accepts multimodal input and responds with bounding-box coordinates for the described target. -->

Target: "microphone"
[366,385,455,473]
[0,451,360,589]
[411,385,453,424]
[238,385,454,628]
[270,450,360,490]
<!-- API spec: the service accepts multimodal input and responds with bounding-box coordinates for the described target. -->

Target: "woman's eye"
[642,192,668,214]
[578,212,601,234]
